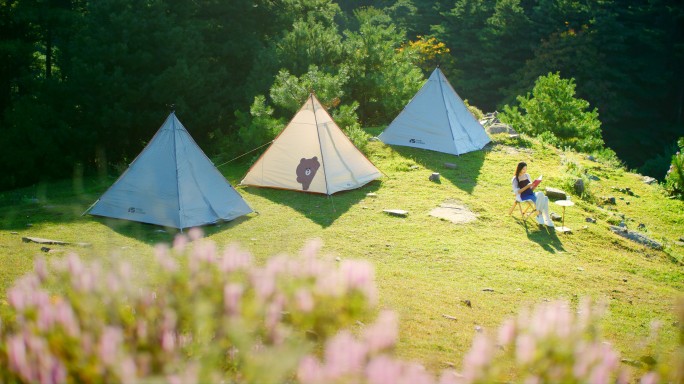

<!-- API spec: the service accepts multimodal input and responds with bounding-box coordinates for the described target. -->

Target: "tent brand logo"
[409,138,425,145]
[296,156,320,191]
[127,207,146,214]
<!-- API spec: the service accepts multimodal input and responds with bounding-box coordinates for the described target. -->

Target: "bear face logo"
[296,156,321,191]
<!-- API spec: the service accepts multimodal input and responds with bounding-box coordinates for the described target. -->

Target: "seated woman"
[513,161,554,227]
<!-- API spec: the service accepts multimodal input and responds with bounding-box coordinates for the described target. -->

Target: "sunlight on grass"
[0,133,682,375]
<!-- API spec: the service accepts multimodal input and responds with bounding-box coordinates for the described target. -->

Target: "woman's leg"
[524,193,544,224]
[535,192,554,226]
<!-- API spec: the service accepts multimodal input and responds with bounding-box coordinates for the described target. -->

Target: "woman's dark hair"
[515,162,527,177]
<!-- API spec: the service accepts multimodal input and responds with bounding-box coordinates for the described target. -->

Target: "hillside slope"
[0,133,682,373]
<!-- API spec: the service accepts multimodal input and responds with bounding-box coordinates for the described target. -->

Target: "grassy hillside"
[1,131,682,374]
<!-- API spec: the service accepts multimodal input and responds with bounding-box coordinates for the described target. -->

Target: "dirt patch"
[429,199,477,224]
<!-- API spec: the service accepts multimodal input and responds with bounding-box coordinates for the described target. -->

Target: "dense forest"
[1,0,682,191]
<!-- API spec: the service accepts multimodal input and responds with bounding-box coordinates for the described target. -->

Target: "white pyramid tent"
[86,112,253,229]
[241,94,382,195]
[379,67,490,155]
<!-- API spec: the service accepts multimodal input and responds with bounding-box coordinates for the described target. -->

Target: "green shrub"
[499,72,604,153]
[664,137,684,199]
[464,99,484,121]
[592,147,624,169]
[560,153,595,201]
[332,102,371,154]
[494,133,534,148]
[234,95,285,154]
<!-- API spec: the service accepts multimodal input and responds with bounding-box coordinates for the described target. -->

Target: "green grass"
[1,132,682,374]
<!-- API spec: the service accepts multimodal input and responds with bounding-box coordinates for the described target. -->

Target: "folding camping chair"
[509,176,538,222]
[509,197,537,222]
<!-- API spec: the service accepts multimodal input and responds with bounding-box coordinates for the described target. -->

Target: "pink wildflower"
[573,341,591,378]
[34,257,48,281]
[365,355,402,384]
[136,320,148,340]
[251,269,276,299]
[161,330,176,353]
[119,357,137,383]
[7,334,31,380]
[223,283,244,315]
[47,357,67,384]
[324,331,368,377]
[191,239,217,265]
[316,270,344,297]
[66,253,83,276]
[187,227,203,241]
[364,310,398,353]
[295,288,314,312]
[515,334,536,365]
[80,334,95,354]
[172,233,188,252]
[340,260,376,302]
[640,372,659,384]
[265,294,285,332]
[7,285,28,311]
[98,326,123,366]
[118,261,133,281]
[399,363,433,384]
[461,333,493,382]
[220,245,253,272]
[298,355,326,384]
[265,254,290,277]
[437,369,460,384]
[55,301,79,337]
[300,238,323,261]
[154,244,178,272]
[497,319,516,347]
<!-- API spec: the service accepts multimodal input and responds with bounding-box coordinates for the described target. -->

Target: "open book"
[531,175,543,188]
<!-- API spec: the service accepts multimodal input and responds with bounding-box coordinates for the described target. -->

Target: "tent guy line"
[215,140,275,169]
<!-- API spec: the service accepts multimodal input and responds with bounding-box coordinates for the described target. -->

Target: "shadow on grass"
[0,174,255,244]
[242,181,381,228]
[91,214,255,244]
[387,145,487,194]
[0,177,110,231]
[516,219,566,253]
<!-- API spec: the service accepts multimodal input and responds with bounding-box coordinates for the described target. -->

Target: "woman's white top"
[511,173,531,199]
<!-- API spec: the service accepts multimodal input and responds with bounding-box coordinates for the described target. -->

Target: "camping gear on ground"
[241,93,382,195]
[85,112,252,229]
[379,67,490,155]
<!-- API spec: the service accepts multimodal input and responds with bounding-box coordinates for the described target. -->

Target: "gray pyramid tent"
[241,94,382,195]
[85,112,252,229]
[379,67,490,155]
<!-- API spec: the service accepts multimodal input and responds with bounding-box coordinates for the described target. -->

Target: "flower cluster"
[1,230,377,383]
[456,299,631,384]
[1,230,680,384]
[302,297,683,384]
[294,300,639,384]
[296,310,460,384]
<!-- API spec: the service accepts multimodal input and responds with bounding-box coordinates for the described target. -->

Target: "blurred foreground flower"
[0,231,679,384]
[0,233,376,383]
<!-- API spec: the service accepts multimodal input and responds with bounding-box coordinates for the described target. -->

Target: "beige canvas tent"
[241,94,381,195]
